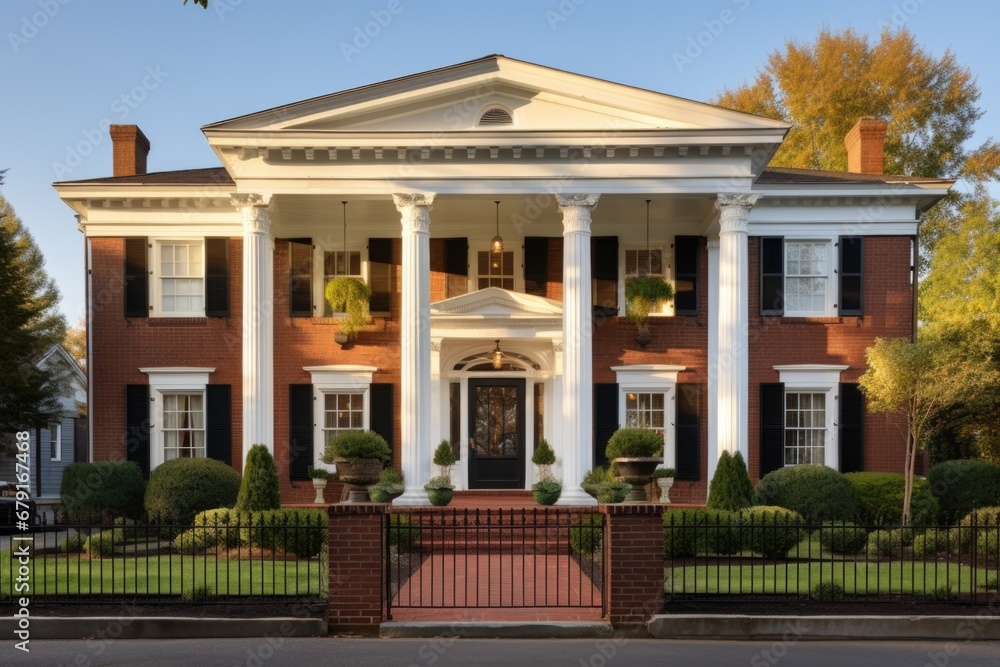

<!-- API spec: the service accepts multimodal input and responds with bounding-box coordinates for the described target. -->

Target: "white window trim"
[150,239,206,318]
[49,422,62,462]
[314,244,368,318]
[622,244,674,317]
[140,367,215,470]
[612,365,685,469]
[774,365,848,470]
[304,365,377,473]
[783,238,837,317]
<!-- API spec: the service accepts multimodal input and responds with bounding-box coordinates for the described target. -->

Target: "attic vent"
[479,108,513,126]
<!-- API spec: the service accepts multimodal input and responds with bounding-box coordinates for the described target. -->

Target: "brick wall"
[327,504,386,632]
[601,504,664,626]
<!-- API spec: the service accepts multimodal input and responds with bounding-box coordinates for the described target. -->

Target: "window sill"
[761,316,860,325]
[145,317,209,326]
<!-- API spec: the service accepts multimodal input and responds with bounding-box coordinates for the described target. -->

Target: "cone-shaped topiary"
[235,444,281,512]
[532,437,556,480]
[433,440,456,480]
[707,451,754,512]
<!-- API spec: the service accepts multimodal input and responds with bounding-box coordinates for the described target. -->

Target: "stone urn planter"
[311,478,328,504]
[333,458,383,485]
[657,476,675,504]
[613,457,663,502]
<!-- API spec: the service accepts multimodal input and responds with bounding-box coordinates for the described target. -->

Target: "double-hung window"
[784,391,826,466]
[156,240,204,316]
[321,392,365,445]
[48,423,61,462]
[624,392,666,431]
[477,250,514,290]
[161,393,205,461]
[784,241,830,316]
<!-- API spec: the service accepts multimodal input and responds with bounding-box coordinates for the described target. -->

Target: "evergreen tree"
[235,444,281,512]
[0,193,67,435]
[707,451,754,511]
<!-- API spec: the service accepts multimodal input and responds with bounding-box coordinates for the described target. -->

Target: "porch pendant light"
[492,339,504,370]
[490,200,504,255]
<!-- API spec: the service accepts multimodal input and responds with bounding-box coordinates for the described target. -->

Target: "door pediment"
[430,287,562,331]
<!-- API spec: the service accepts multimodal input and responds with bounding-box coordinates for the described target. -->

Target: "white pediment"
[431,287,562,318]
[204,55,789,135]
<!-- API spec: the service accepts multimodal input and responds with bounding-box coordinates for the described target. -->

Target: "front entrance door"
[468,378,525,489]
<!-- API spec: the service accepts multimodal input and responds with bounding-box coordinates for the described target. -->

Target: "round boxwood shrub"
[84,529,123,558]
[811,581,846,602]
[605,428,663,459]
[59,461,146,522]
[928,459,1000,523]
[977,531,1000,561]
[866,528,904,559]
[324,429,391,463]
[239,508,327,558]
[739,506,805,559]
[235,444,281,512]
[570,514,604,555]
[706,451,754,512]
[753,465,858,525]
[951,507,1000,554]
[59,535,84,554]
[844,472,939,526]
[818,521,869,554]
[387,514,421,549]
[144,457,241,527]
[913,528,952,556]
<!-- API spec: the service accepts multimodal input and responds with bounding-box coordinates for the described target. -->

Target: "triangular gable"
[203,55,789,134]
[431,287,562,317]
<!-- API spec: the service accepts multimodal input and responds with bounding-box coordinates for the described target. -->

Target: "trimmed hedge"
[663,509,741,558]
[818,521,869,554]
[172,508,326,558]
[569,514,604,555]
[84,529,123,558]
[927,459,1000,523]
[739,506,805,559]
[844,472,939,526]
[144,457,241,526]
[753,465,858,525]
[59,461,146,522]
[387,514,420,548]
[706,451,754,512]
[605,428,663,459]
[951,507,1000,554]
[913,528,952,556]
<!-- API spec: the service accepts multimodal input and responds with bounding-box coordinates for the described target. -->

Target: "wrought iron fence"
[0,513,327,604]
[664,513,1000,604]
[386,508,605,618]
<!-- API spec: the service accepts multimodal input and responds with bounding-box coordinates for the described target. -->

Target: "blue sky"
[1,0,997,321]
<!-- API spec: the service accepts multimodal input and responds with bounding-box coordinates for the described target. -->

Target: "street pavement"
[2,637,998,666]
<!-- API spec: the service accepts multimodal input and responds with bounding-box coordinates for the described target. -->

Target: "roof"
[57,165,948,188]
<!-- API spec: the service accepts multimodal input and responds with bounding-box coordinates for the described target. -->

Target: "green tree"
[859,337,995,523]
[0,194,67,435]
[235,444,281,512]
[706,451,754,512]
[713,27,1000,254]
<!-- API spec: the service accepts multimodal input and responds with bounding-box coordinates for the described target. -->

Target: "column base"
[555,487,599,507]
[392,486,432,506]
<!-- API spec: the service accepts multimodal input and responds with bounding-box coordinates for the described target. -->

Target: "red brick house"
[53,56,952,505]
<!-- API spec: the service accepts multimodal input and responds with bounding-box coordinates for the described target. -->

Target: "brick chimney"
[109,124,150,177]
[844,116,887,175]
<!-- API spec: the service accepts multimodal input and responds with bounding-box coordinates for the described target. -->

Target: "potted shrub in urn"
[597,480,632,504]
[531,438,561,505]
[368,467,404,503]
[424,440,456,506]
[624,275,674,347]
[582,466,611,500]
[324,276,371,347]
[652,467,677,504]
[307,466,333,504]
[606,428,664,502]
[322,430,390,497]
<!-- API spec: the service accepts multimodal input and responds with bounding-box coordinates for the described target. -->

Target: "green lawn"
[667,560,993,596]
[1,551,325,598]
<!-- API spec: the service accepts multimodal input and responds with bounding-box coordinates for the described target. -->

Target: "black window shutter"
[125,384,151,478]
[289,239,313,317]
[288,384,314,482]
[839,236,864,316]
[674,236,699,316]
[593,383,619,468]
[524,237,549,297]
[204,238,230,317]
[444,238,468,276]
[591,236,618,316]
[759,382,785,476]
[124,237,148,318]
[675,384,701,480]
[839,382,865,473]
[370,383,395,465]
[760,237,784,316]
[205,384,232,466]
[368,238,393,313]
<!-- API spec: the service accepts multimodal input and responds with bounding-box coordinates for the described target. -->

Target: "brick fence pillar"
[601,504,664,628]
[328,503,387,633]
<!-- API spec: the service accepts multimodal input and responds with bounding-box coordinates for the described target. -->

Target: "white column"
[706,235,720,485]
[716,194,759,464]
[232,193,274,468]
[392,193,435,506]
[555,193,600,506]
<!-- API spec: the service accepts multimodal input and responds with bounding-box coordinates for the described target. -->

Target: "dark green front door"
[468,378,525,489]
